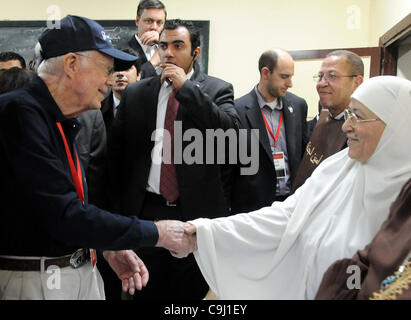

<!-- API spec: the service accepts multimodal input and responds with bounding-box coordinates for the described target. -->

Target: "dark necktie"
[160,91,180,202]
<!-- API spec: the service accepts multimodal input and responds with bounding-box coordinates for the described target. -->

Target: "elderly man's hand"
[154,220,185,251]
[154,220,199,258]
[103,250,149,295]
[170,223,198,258]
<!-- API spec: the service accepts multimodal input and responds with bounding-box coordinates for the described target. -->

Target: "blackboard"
[0,20,209,74]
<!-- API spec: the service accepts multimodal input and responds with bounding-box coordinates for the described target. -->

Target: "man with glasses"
[291,50,364,192]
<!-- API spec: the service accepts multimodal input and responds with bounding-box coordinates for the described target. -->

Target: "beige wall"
[1,0,409,118]
[369,0,411,46]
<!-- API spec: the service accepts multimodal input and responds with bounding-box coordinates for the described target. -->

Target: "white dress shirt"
[146,69,194,194]
[135,34,157,61]
[112,93,120,118]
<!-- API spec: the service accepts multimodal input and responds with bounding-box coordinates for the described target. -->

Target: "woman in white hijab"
[183,76,411,299]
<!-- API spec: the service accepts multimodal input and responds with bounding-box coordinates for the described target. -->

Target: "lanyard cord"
[56,122,85,203]
[260,109,283,148]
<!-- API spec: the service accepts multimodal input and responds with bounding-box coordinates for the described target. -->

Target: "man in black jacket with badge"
[229,49,308,214]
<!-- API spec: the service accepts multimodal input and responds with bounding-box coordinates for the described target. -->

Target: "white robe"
[191,76,411,299]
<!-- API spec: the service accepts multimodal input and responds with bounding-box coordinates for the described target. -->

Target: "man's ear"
[62,53,80,79]
[353,75,364,90]
[193,47,201,61]
[261,66,272,80]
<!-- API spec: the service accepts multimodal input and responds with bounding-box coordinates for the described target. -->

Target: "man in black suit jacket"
[100,51,142,133]
[306,102,322,139]
[229,49,308,214]
[107,19,239,300]
[122,0,166,79]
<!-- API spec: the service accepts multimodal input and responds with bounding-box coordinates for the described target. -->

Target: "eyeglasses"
[75,52,115,77]
[343,109,380,127]
[313,73,358,83]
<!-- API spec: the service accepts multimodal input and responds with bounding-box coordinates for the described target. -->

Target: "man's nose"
[116,72,126,80]
[151,22,160,31]
[317,75,328,86]
[164,46,173,57]
[106,74,115,86]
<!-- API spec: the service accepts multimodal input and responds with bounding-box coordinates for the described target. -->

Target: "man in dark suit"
[107,19,239,300]
[229,49,308,214]
[100,50,142,133]
[306,102,322,139]
[122,0,166,79]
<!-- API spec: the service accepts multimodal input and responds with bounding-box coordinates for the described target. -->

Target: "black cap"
[38,15,137,71]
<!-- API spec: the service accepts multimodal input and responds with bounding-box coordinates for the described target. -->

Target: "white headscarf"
[192,76,411,299]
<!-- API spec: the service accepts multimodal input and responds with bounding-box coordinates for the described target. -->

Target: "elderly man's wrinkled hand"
[154,220,198,258]
[154,220,185,252]
[170,223,198,258]
[103,250,149,295]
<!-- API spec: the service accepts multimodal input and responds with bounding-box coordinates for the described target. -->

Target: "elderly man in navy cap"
[0,15,192,300]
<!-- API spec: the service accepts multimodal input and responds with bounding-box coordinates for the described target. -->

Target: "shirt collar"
[329,110,345,120]
[112,93,120,108]
[254,85,283,111]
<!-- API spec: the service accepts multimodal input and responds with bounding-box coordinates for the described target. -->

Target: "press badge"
[273,152,286,179]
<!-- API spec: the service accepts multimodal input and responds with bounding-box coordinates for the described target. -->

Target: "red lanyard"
[260,109,283,148]
[56,122,85,204]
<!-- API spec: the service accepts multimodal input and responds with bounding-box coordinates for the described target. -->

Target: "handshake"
[154,220,198,258]
[103,220,198,296]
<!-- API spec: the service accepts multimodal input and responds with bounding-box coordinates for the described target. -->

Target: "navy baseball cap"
[38,15,137,71]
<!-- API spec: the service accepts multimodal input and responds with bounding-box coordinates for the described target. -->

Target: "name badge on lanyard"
[261,109,286,179]
[273,152,286,178]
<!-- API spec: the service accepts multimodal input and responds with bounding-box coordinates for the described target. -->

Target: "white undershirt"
[135,34,157,61]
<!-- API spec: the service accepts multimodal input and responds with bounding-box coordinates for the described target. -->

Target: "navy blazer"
[0,76,157,257]
[229,89,308,213]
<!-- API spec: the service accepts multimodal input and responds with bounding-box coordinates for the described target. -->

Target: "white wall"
[1,0,408,117]
[369,0,411,46]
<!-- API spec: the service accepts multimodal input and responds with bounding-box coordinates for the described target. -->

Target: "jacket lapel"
[142,77,162,135]
[128,36,149,64]
[244,90,273,162]
[282,96,297,161]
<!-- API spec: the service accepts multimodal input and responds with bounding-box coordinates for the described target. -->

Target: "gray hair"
[326,50,364,77]
[36,45,91,78]
[30,42,43,73]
